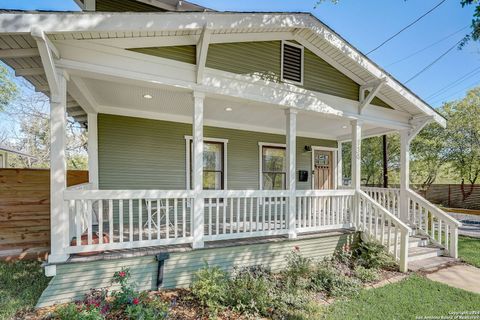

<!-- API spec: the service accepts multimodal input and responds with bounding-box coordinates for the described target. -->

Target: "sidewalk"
[426,264,480,294]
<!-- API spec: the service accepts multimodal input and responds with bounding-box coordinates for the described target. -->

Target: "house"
[0,0,461,307]
[0,145,36,167]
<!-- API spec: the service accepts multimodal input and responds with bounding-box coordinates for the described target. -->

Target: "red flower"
[132,298,140,305]
[118,271,126,277]
[294,245,300,251]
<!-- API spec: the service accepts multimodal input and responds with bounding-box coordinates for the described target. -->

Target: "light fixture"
[143,94,153,99]
[342,125,348,129]
[225,107,233,112]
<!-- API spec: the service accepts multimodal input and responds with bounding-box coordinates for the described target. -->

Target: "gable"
[128,41,393,108]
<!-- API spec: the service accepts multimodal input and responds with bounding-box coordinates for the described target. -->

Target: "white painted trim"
[258,142,287,191]
[87,113,98,189]
[31,30,60,99]
[68,76,98,114]
[281,40,304,86]
[196,25,211,84]
[310,146,338,190]
[184,135,229,191]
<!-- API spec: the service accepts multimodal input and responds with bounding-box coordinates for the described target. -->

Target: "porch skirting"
[36,229,358,308]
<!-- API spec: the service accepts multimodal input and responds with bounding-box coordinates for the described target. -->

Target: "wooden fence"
[0,169,88,261]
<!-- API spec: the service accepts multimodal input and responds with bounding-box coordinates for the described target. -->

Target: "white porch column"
[351,120,362,228]
[286,108,297,239]
[351,120,362,190]
[49,71,69,263]
[337,142,343,188]
[399,130,410,222]
[192,91,205,249]
[87,113,98,189]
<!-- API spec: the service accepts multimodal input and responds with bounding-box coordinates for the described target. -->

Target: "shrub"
[124,295,169,320]
[354,265,380,283]
[190,263,229,313]
[55,303,104,320]
[310,260,361,297]
[353,240,397,270]
[284,246,312,281]
[226,266,277,317]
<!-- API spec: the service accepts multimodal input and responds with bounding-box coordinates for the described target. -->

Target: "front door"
[313,150,333,190]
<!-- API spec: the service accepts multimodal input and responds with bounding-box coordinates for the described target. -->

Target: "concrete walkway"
[426,264,480,294]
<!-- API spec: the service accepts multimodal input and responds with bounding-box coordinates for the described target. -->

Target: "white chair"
[143,199,175,231]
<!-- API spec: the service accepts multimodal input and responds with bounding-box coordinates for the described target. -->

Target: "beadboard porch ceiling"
[80,76,382,141]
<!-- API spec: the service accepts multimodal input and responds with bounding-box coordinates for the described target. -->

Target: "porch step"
[408,235,429,248]
[408,246,444,262]
[408,256,458,272]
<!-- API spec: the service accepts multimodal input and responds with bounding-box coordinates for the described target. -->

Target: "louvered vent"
[282,42,303,84]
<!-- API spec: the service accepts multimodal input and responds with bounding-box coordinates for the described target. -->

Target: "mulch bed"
[13,289,249,320]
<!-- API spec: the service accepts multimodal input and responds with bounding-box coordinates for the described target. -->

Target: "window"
[281,41,304,85]
[185,137,227,190]
[260,144,286,190]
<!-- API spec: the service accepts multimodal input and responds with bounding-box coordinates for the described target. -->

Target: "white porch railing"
[62,189,358,254]
[407,189,461,258]
[296,189,355,232]
[361,186,460,259]
[362,187,400,218]
[357,190,411,272]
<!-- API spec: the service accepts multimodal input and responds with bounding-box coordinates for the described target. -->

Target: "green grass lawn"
[0,261,50,320]
[323,275,480,320]
[459,235,480,268]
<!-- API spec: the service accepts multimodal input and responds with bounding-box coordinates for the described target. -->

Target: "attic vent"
[281,41,304,85]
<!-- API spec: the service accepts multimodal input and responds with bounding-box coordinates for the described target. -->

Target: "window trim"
[185,136,228,191]
[258,142,287,190]
[281,40,304,86]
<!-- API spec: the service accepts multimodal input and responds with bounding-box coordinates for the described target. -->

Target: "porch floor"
[66,228,356,264]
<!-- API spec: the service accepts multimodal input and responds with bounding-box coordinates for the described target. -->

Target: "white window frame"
[281,40,304,86]
[185,136,229,191]
[311,146,338,190]
[258,142,287,190]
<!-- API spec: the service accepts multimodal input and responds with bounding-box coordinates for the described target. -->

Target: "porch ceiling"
[82,77,380,140]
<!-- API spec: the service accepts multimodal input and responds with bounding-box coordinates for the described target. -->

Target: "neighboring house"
[0,145,35,167]
[0,0,461,307]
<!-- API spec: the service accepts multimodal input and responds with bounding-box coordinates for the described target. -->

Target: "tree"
[410,123,448,190]
[460,0,480,47]
[2,79,87,169]
[0,64,17,111]
[443,87,480,199]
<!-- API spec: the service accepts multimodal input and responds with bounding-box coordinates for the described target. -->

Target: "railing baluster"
[182,198,186,237]
[147,200,152,241]
[250,197,254,232]
[208,198,212,236]
[256,197,260,232]
[87,200,93,245]
[216,198,220,235]
[174,198,178,238]
[273,197,278,230]
[108,199,113,242]
[138,199,142,241]
[157,199,161,239]
[128,200,133,243]
[243,197,247,232]
[223,198,227,234]
[165,199,170,239]
[236,197,241,233]
[75,200,81,246]
[387,218,392,254]
[230,197,234,233]
[119,200,123,243]
[98,200,103,244]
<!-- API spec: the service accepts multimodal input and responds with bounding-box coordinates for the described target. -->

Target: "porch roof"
[0,11,446,129]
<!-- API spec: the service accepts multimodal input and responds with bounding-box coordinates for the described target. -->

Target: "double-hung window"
[186,137,227,190]
[260,144,286,190]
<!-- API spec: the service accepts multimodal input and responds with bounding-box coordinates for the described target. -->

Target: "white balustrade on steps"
[357,190,411,272]
[361,187,401,218]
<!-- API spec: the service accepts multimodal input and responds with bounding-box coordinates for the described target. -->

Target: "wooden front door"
[313,150,333,190]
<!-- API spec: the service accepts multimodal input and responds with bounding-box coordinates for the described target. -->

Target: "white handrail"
[357,190,410,272]
[407,189,461,227]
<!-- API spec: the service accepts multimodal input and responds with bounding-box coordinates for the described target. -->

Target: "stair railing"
[356,190,412,272]
[407,189,461,258]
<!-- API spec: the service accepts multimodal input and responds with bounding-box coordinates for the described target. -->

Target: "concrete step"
[408,256,458,272]
[387,236,429,250]
[409,246,444,262]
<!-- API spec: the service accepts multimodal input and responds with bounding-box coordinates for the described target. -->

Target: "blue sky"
[0,0,478,107]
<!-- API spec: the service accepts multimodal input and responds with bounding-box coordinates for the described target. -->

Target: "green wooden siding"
[98,114,337,191]
[95,0,165,12]
[206,41,282,82]
[37,232,357,307]
[128,45,196,64]
[128,41,392,108]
